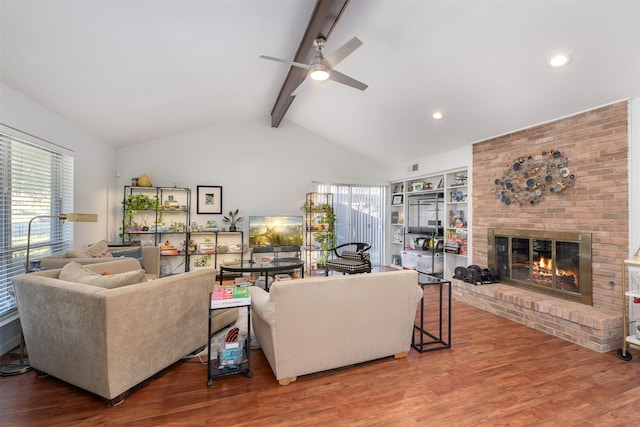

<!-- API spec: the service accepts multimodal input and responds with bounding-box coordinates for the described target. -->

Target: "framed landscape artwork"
[197,185,222,214]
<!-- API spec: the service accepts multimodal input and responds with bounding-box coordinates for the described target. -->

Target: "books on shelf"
[211,285,251,308]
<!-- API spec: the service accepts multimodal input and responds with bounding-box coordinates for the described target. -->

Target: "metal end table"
[412,272,451,352]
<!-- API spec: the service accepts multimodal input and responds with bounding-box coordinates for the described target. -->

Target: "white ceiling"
[2,0,639,167]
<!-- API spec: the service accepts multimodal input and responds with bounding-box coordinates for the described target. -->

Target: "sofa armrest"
[140,246,160,277]
[248,286,276,326]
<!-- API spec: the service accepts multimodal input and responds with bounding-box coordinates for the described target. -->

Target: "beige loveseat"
[249,269,422,385]
[11,258,237,405]
[39,242,161,277]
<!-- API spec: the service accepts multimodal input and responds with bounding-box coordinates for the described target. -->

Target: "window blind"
[316,183,386,266]
[0,130,74,320]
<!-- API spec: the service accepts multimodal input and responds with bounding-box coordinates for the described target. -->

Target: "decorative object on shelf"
[160,241,179,255]
[635,247,640,262]
[636,318,640,340]
[164,195,180,209]
[223,209,244,232]
[199,243,216,254]
[186,239,197,253]
[137,173,152,187]
[193,254,212,268]
[204,220,219,232]
[197,185,222,214]
[170,221,186,232]
[392,194,403,205]
[455,173,467,186]
[493,149,575,207]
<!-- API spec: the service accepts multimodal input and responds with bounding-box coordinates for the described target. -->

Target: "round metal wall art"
[493,149,575,207]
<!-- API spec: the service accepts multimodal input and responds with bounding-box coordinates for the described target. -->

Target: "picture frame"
[197,185,222,214]
[392,194,403,205]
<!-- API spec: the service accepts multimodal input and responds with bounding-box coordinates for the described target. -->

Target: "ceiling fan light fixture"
[546,53,572,68]
[309,63,330,81]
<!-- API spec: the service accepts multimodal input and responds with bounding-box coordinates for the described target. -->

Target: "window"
[317,183,386,266]
[0,127,74,319]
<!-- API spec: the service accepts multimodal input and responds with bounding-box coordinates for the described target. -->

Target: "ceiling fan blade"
[328,69,368,91]
[259,55,310,70]
[323,37,363,68]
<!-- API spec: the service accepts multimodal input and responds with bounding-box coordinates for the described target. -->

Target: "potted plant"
[223,209,245,232]
[193,254,212,268]
[120,193,162,238]
[312,205,336,266]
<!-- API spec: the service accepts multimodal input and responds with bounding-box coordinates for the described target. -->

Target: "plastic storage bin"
[416,252,444,274]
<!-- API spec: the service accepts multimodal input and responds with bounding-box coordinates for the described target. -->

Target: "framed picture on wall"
[197,185,222,214]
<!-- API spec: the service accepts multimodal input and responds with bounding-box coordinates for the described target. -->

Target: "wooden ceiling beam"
[269,0,350,128]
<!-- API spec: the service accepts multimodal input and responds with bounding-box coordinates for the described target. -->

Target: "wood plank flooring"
[2,286,640,426]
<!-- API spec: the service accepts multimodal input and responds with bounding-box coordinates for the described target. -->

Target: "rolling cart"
[617,258,640,361]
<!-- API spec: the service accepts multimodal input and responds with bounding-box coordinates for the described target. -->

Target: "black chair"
[324,242,372,276]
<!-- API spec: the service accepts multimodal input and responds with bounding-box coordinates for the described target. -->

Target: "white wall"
[0,82,117,355]
[1,82,117,248]
[115,117,388,238]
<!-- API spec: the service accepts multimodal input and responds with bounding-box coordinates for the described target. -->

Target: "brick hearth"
[452,279,621,352]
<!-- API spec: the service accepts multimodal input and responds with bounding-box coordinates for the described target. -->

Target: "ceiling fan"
[260,36,368,94]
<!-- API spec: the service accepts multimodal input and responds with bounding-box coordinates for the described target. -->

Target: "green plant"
[223,209,245,227]
[312,204,336,265]
[121,193,162,236]
[193,254,212,268]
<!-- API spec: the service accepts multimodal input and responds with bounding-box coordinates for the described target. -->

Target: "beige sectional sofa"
[39,243,161,277]
[11,258,237,405]
[249,269,422,385]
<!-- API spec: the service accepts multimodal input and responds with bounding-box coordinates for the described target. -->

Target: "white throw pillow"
[59,261,147,289]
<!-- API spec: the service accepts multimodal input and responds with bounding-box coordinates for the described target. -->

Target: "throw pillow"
[64,240,109,258]
[59,261,147,289]
[65,250,90,258]
[109,247,144,269]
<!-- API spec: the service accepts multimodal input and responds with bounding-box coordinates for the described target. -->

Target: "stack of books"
[211,285,251,308]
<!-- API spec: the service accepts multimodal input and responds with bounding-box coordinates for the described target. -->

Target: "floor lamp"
[0,212,98,376]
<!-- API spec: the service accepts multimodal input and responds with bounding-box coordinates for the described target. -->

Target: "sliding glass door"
[316,184,386,266]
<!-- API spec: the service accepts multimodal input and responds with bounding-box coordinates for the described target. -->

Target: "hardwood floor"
[2,287,640,427]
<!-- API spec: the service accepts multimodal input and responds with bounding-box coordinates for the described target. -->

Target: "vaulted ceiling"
[1,0,639,167]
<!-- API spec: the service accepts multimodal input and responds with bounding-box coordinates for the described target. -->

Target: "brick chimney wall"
[472,101,629,312]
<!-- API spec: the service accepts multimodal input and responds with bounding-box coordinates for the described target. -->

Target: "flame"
[538,256,551,269]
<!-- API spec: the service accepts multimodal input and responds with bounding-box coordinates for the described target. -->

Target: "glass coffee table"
[219,259,305,291]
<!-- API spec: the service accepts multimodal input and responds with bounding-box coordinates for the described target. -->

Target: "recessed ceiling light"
[432,112,444,120]
[547,53,572,68]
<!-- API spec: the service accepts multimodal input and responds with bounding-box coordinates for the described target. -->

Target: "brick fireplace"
[453,101,629,352]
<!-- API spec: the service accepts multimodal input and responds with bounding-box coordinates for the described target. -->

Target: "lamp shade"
[63,213,98,222]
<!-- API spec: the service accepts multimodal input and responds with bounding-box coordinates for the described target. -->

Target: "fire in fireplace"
[488,229,592,305]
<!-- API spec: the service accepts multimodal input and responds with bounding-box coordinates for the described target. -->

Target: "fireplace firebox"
[487,228,592,305]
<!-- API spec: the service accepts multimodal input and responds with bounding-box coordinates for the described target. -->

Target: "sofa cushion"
[65,240,110,258]
[59,261,147,289]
